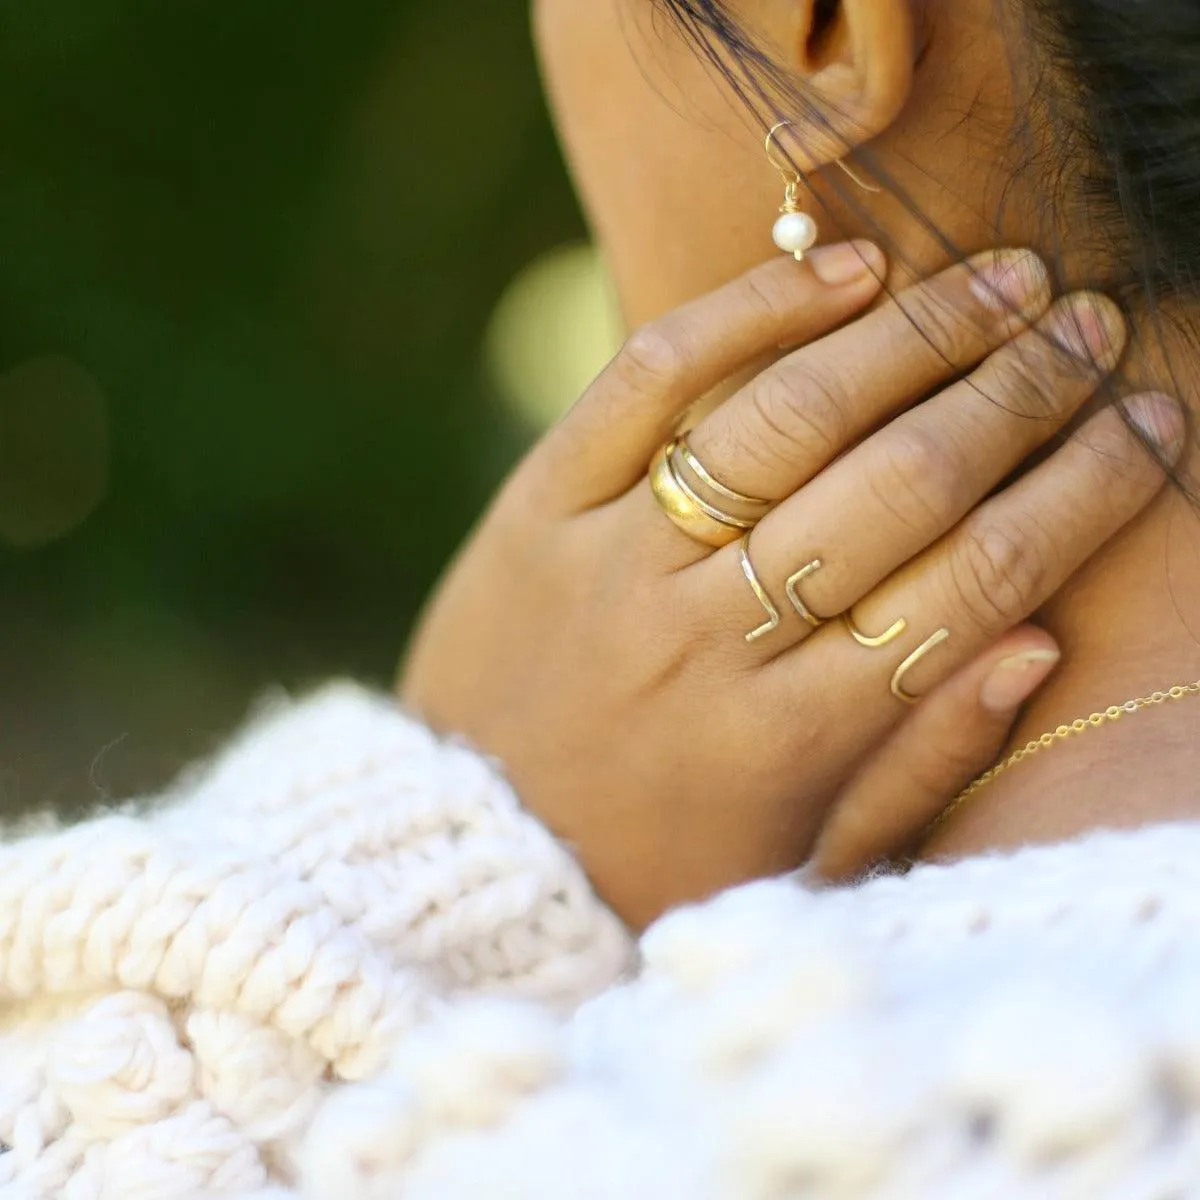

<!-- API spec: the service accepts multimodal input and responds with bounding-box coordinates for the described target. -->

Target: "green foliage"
[0,0,585,808]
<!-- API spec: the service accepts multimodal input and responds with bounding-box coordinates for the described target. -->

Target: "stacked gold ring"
[649,439,771,548]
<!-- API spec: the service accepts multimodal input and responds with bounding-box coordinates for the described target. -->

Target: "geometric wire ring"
[890,627,952,704]
[785,559,830,629]
[843,609,909,649]
[739,536,783,643]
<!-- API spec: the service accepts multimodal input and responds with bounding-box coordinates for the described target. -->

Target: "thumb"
[808,626,1061,883]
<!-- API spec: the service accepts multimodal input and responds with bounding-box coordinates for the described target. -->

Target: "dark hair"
[652,0,1200,485]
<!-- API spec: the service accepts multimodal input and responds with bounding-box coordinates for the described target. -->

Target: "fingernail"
[969,250,1048,314]
[1125,391,1186,460]
[808,240,885,286]
[1054,294,1126,367]
[979,647,1061,714]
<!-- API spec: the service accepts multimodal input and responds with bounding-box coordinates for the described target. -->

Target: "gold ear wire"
[765,121,883,195]
[765,121,801,183]
[835,159,881,194]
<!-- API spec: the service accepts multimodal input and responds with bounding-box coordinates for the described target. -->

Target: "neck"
[926,319,1200,859]
[818,1,1200,858]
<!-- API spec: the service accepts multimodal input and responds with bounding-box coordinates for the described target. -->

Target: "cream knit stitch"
[3,683,1200,1198]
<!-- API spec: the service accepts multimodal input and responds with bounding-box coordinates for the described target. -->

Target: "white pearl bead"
[772,212,818,259]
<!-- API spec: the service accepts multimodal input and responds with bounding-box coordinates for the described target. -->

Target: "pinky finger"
[808,625,1062,882]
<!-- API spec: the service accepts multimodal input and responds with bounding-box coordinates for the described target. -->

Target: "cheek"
[534,0,784,327]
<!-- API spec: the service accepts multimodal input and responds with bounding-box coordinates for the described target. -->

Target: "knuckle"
[741,362,850,469]
[949,518,1048,632]
[867,424,965,537]
[616,322,689,392]
[1064,423,1155,526]
[927,726,990,779]
[737,267,798,326]
[903,282,982,365]
[981,341,1068,419]
[1085,425,1150,499]
[904,739,978,798]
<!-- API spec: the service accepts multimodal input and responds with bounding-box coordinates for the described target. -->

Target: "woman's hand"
[401,243,1181,928]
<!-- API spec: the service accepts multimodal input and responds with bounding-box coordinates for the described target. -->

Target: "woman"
[406,0,1200,920]
[3,0,1199,1195]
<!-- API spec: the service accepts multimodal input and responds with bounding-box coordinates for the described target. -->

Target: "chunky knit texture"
[4,683,1200,1198]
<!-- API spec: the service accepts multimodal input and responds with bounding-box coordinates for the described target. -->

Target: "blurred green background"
[0,0,621,812]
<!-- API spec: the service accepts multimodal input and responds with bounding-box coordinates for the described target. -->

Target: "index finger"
[529,242,887,513]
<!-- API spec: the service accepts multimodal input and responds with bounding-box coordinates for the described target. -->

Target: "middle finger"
[681,248,1052,505]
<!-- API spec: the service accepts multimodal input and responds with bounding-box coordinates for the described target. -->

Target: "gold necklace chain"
[932,677,1200,831]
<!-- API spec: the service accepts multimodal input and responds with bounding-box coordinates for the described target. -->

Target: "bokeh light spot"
[485,243,624,429]
[0,355,110,548]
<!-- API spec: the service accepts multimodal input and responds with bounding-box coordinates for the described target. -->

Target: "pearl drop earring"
[767,122,818,261]
[765,121,882,261]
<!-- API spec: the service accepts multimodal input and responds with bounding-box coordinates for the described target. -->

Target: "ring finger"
[774,393,1182,746]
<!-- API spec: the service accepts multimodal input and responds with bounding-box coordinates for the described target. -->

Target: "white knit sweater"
[3,685,1200,1199]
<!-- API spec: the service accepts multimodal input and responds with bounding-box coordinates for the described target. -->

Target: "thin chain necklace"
[931,677,1200,832]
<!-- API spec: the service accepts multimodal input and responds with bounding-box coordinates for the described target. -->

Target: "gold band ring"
[738,537,783,643]
[890,628,952,704]
[650,441,758,548]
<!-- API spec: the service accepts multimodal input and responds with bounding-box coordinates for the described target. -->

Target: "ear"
[770,0,916,163]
